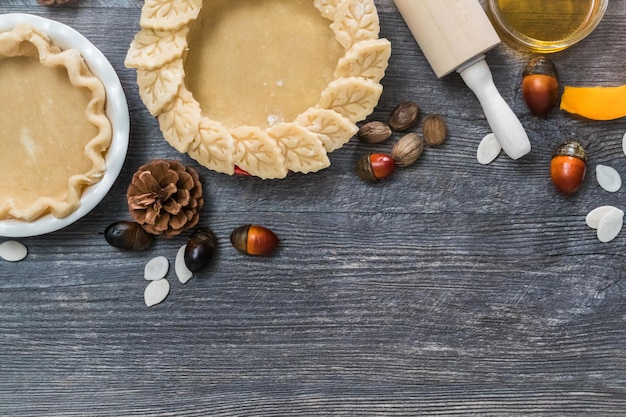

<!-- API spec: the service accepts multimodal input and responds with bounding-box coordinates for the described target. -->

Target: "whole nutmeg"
[357,121,392,144]
[522,56,559,118]
[389,101,420,131]
[356,153,395,183]
[422,114,447,146]
[550,141,586,195]
[391,133,424,168]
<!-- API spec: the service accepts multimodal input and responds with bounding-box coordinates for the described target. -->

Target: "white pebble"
[0,240,28,262]
[586,206,623,229]
[175,244,193,284]
[144,279,170,307]
[144,256,169,281]
[596,164,622,193]
[597,208,624,243]
[476,133,501,165]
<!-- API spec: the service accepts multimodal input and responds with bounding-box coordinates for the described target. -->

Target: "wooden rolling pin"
[393,0,531,160]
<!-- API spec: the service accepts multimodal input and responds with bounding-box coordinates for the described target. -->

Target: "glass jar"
[486,0,609,53]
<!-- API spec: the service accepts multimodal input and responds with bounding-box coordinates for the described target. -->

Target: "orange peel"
[560,84,626,121]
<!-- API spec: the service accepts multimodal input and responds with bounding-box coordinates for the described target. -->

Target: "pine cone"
[126,160,204,237]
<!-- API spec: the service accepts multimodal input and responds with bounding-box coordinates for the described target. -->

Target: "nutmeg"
[389,101,420,131]
[422,114,447,146]
[357,121,392,144]
[391,133,424,168]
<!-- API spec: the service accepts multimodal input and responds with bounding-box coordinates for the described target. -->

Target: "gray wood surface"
[1,1,625,415]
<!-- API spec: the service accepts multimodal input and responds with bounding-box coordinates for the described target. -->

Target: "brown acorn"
[184,227,218,272]
[104,221,154,251]
[356,153,396,183]
[230,225,279,256]
[522,56,559,117]
[550,141,587,195]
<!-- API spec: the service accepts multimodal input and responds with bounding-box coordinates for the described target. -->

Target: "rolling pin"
[393,0,531,160]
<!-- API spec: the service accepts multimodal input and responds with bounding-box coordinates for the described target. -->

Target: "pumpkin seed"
[144,279,170,307]
[596,208,624,243]
[477,133,501,165]
[144,256,169,281]
[586,206,623,229]
[175,244,193,284]
[596,164,622,193]
[0,240,28,262]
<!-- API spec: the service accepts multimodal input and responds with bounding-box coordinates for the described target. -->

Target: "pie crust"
[0,24,112,221]
[125,0,391,179]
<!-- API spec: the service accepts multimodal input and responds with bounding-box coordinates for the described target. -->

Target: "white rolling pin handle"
[459,58,531,160]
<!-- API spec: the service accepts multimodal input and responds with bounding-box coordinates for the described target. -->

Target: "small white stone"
[144,279,170,307]
[596,164,622,193]
[586,206,623,229]
[597,208,624,243]
[476,133,501,165]
[175,244,193,284]
[144,256,169,281]
[0,240,28,262]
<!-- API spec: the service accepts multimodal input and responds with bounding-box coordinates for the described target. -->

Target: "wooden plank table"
[1,1,625,415]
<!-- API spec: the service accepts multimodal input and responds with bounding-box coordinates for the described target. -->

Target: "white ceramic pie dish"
[0,13,129,238]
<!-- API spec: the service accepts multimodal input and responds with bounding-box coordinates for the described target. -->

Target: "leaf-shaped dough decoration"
[188,119,236,175]
[334,39,391,83]
[157,86,201,153]
[136,59,184,116]
[295,108,358,152]
[124,26,189,70]
[141,0,202,31]
[330,0,379,49]
[318,77,383,123]
[232,127,287,179]
[314,0,342,20]
[269,123,330,174]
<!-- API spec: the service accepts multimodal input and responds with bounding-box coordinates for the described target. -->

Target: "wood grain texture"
[1,1,625,416]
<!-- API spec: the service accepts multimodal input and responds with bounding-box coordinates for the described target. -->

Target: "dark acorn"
[550,141,587,195]
[356,153,396,183]
[104,221,154,251]
[230,224,278,256]
[184,227,218,272]
[522,56,559,117]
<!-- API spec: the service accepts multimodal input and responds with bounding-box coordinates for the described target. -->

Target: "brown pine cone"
[126,160,204,237]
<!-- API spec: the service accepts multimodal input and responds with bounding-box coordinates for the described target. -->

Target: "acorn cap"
[523,56,558,79]
[553,141,586,162]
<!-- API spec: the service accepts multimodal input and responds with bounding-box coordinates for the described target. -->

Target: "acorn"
[522,56,559,117]
[230,224,279,256]
[356,153,395,183]
[104,221,154,251]
[550,141,587,195]
[184,227,218,272]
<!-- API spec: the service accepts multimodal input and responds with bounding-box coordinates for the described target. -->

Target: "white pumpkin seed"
[175,244,193,284]
[597,208,623,243]
[144,279,170,307]
[0,240,28,262]
[596,164,622,193]
[622,131,626,157]
[476,133,501,165]
[586,206,623,229]
[144,256,169,281]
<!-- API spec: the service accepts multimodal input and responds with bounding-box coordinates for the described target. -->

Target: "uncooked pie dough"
[125,0,391,179]
[0,24,112,221]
